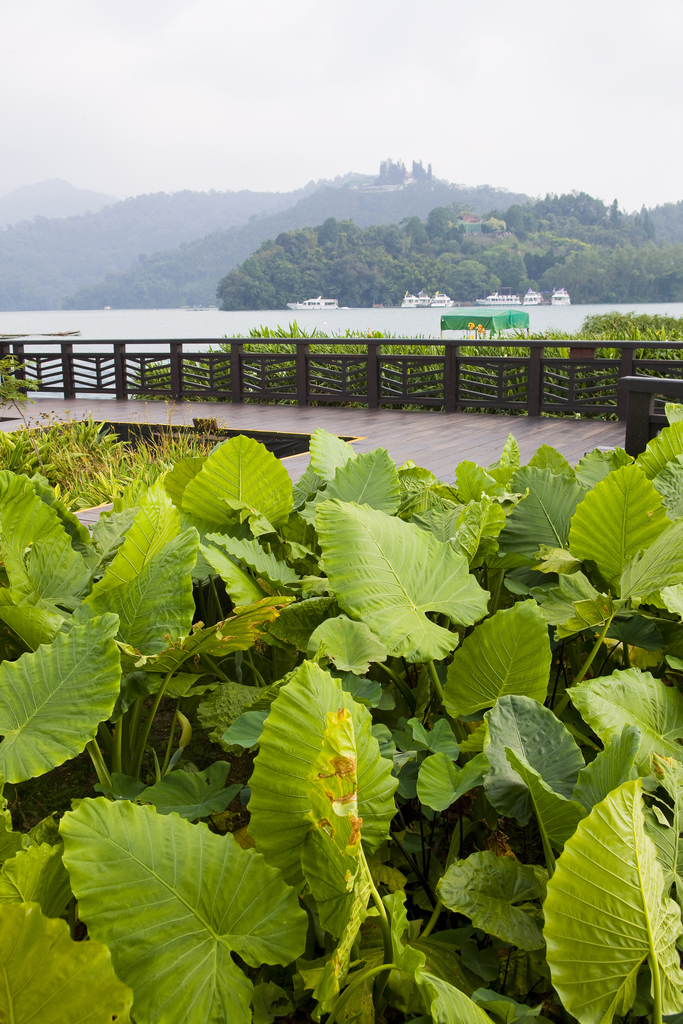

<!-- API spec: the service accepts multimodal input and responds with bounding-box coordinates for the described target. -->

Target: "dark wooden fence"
[619,376,683,455]
[4,338,683,419]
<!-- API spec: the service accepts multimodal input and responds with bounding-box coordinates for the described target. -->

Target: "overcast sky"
[1,0,679,210]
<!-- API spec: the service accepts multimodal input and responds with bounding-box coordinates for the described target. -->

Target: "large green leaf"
[91,506,139,568]
[505,748,587,851]
[568,464,669,587]
[484,695,584,824]
[316,500,489,663]
[653,454,683,519]
[438,851,546,950]
[309,427,356,481]
[200,540,268,605]
[539,571,615,638]
[620,519,683,600]
[0,842,71,917]
[417,752,489,811]
[140,761,241,820]
[544,780,683,1024]
[444,601,550,717]
[575,447,632,490]
[78,486,198,654]
[307,614,388,673]
[164,455,205,508]
[300,448,400,522]
[498,467,586,558]
[0,902,133,1024]
[572,724,640,811]
[0,590,63,651]
[206,532,300,590]
[266,596,339,652]
[416,969,494,1024]
[61,798,308,1024]
[636,420,683,479]
[528,444,574,476]
[644,753,683,899]
[571,668,683,773]
[181,435,293,527]
[0,471,90,611]
[0,614,121,783]
[248,660,397,889]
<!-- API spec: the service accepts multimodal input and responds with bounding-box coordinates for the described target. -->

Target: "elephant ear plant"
[2,421,683,1023]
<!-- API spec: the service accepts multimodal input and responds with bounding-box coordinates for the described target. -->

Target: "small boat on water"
[402,290,432,308]
[523,289,543,306]
[286,296,339,310]
[475,292,522,306]
[551,287,571,306]
[430,292,455,308]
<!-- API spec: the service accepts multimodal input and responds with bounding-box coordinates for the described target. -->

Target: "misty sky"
[2,0,680,210]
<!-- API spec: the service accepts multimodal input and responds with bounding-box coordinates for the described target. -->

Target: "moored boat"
[475,292,522,306]
[430,292,455,308]
[523,289,543,306]
[551,287,571,305]
[286,296,339,310]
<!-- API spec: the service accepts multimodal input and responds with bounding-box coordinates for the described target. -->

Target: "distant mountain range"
[0,179,119,225]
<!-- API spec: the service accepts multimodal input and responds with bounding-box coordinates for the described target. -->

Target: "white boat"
[430,292,455,308]
[523,289,543,306]
[401,292,420,308]
[286,296,339,310]
[551,288,571,306]
[417,290,432,307]
[475,292,522,306]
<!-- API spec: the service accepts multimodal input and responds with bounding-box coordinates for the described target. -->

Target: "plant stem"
[554,616,613,718]
[68,896,77,940]
[201,653,229,681]
[161,703,180,776]
[490,568,505,615]
[623,640,631,669]
[419,898,443,939]
[245,648,266,687]
[85,739,112,790]
[209,575,223,623]
[325,963,400,1024]
[427,660,443,705]
[376,661,416,712]
[112,719,123,775]
[131,666,178,779]
[649,951,663,1024]
[361,847,393,1008]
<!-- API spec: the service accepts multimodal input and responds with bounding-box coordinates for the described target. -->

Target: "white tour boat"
[551,287,571,306]
[430,292,455,308]
[286,296,339,311]
[523,289,543,306]
[475,292,522,306]
[401,293,420,308]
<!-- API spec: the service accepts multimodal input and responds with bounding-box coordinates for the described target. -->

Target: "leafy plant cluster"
[4,420,683,1023]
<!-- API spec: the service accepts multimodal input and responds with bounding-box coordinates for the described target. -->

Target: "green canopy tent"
[440,308,529,336]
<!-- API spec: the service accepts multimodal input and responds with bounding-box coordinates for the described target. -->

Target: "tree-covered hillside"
[216,193,683,308]
[61,181,531,310]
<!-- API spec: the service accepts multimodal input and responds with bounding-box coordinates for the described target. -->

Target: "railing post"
[61,342,75,399]
[230,341,243,403]
[367,341,381,409]
[528,344,542,416]
[114,343,127,399]
[617,345,634,420]
[296,343,309,406]
[170,342,183,400]
[623,387,654,457]
[444,341,458,413]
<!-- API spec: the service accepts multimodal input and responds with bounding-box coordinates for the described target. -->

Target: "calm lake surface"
[1,303,683,353]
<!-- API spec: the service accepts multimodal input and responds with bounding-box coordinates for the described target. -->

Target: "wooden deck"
[11,399,626,485]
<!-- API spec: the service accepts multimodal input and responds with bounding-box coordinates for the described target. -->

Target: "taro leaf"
[0,592,63,651]
[620,519,683,600]
[653,454,683,520]
[484,695,584,825]
[206,532,301,591]
[29,472,94,559]
[307,614,388,673]
[182,435,293,528]
[0,819,29,864]
[197,681,270,748]
[417,752,489,811]
[644,753,683,898]
[291,460,324,508]
[164,455,205,508]
[77,485,198,655]
[300,448,401,523]
[94,773,147,801]
[575,447,632,490]
[539,571,615,639]
[606,613,664,651]
[0,843,71,917]
[449,499,507,566]
[444,601,551,717]
[0,902,133,1024]
[415,969,494,1024]
[636,420,683,479]
[568,464,669,588]
[252,981,293,1024]
[200,541,268,605]
[0,471,91,611]
[528,445,574,477]
[667,403,683,425]
[140,762,242,820]
[438,851,546,951]
[533,546,582,574]
[267,596,341,652]
[316,500,489,663]
[498,467,586,559]
[222,710,268,749]
[570,669,683,773]
[0,614,121,783]
[544,780,683,1024]
[61,798,308,1024]
[505,748,587,851]
[248,660,397,890]
[490,433,521,472]
[572,725,641,812]
[91,506,139,567]
[456,461,505,502]
[409,717,460,757]
[309,427,356,481]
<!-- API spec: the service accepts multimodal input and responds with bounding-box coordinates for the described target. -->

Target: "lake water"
[1,303,683,352]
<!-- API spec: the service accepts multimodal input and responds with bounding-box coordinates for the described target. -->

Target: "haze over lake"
[2,304,683,352]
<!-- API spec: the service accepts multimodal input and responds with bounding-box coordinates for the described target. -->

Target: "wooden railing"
[618,376,683,455]
[4,338,683,419]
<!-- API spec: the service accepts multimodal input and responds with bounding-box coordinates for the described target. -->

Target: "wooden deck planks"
[11,398,626,484]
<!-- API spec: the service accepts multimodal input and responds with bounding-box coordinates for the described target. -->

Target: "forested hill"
[60,181,531,310]
[215,193,683,309]
[0,183,320,311]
